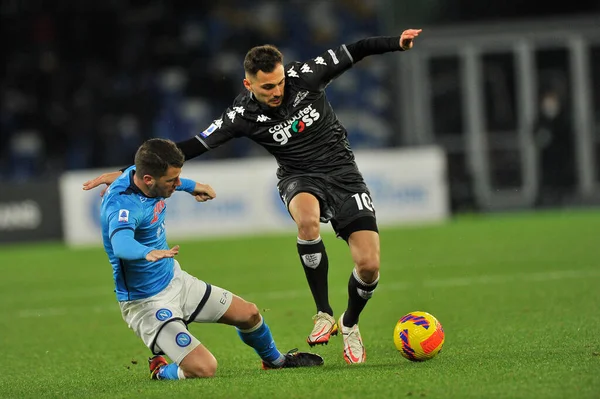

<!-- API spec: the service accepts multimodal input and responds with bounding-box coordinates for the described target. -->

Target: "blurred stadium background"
[2,0,600,244]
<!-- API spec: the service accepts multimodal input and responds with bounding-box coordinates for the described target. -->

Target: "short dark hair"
[244,45,283,76]
[134,138,184,178]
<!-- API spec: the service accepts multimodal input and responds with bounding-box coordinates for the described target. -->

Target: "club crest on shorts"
[287,181,297,192]
[176,332,192,347]
[155,308,173,321]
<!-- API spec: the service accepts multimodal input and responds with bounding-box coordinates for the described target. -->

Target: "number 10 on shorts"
[352,193,374,211]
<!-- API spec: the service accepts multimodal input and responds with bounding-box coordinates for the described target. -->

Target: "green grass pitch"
[1,209,598,398]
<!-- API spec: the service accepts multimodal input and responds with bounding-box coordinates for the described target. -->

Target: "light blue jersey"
[101,166,195,301]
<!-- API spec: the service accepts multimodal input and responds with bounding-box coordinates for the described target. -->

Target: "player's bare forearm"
[82,170,123,195]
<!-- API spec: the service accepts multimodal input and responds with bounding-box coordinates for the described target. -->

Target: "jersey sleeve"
[289,44,354,91]
[111,228,154,260]
[194,105,248,149]
[106,197,144,241]
[176,178,196,193]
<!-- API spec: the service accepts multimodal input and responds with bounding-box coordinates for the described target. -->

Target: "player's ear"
[143,174,154,185]
[243,78,252,92]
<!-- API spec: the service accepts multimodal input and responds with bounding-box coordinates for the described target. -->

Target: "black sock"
[343,268,379,327]
[297,236,333,316]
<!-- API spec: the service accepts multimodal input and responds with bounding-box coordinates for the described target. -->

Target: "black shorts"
[277,173,378,241]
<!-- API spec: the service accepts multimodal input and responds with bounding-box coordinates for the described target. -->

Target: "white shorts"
[119,260,233,354]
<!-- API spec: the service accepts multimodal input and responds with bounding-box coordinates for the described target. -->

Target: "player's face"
[148,166,182,198]
[244,63,285,108]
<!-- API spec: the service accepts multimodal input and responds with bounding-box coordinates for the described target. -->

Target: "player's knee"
[186,360,218,378]
[245,302,261,326]
[182,353,218,378]
[233,301,261,330]
[295,217,320,239]
[355,253,380,277]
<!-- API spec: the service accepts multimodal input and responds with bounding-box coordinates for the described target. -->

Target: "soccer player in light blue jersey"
[101,138,323,380]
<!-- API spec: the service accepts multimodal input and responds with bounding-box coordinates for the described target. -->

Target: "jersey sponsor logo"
[293,91,309,107]
[176,332,192,347]
[150,200,166,224]
[118,209,129,223]
[328,49,339,64]
[155,308,173,321]
[269,105,321,145]
[291,120,306,133]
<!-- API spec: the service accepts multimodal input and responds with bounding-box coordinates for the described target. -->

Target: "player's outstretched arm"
[82,134,216,196]
[82,136,211,195]
[342,28,422,66]
[400,28,422,50]
[111,227,180,262]
[177,178,216,202]
[83,171,123,195]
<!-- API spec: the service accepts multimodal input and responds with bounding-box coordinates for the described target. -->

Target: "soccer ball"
[393,311,445,361]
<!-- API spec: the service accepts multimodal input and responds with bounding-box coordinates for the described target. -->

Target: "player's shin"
[153,321,201,380]
[236,316,285,367]
[343,268,379,327]
[297,236,333,315]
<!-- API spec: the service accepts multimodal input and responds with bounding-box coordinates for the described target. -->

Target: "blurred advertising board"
[59,147,448,247]
[0,180,63,243]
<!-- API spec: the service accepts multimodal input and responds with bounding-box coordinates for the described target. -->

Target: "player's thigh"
[278,176,331,223]
[216,294,261,330]
[179,268,233,324]
[289,193,321,238]
[119,285,186,353]
[288,192,320,221]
